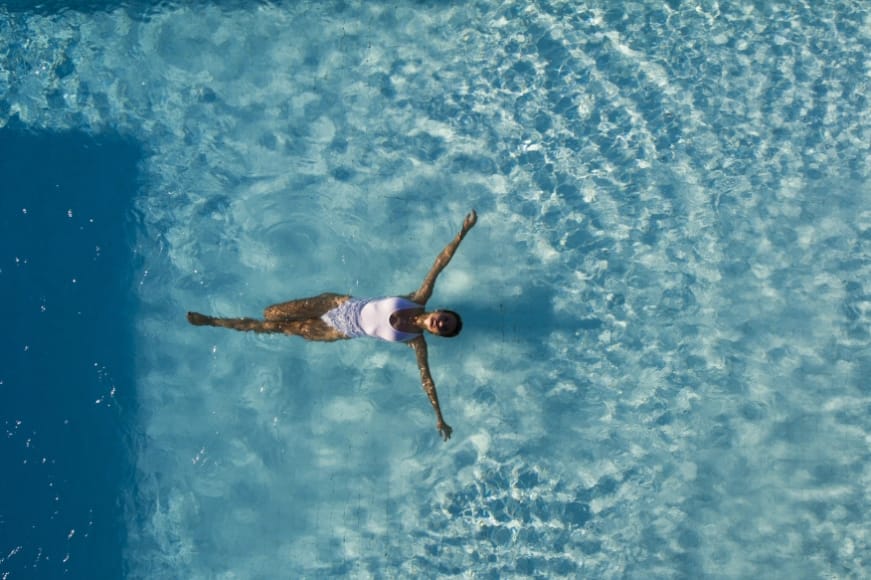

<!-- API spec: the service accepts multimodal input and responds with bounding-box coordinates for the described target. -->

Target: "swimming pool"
[2,1,869,577]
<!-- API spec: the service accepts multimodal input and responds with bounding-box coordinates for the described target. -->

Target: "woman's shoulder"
[392,296,424,309]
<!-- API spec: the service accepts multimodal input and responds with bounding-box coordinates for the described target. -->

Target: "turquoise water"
[2,1,870,578]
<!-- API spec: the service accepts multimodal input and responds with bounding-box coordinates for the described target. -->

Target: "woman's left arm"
[408,336,453,441]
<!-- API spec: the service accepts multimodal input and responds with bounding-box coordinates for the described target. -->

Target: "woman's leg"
[187,311,348,342]
[277,318,349,342]
[263,293,350,321]
[187,312,284,333]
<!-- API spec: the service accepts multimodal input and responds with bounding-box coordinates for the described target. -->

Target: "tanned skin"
[187,210,478,441]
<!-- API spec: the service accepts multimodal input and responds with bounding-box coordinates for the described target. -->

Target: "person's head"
[425,310,463,338]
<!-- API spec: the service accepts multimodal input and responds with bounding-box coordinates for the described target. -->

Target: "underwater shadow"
[456,283,601,347]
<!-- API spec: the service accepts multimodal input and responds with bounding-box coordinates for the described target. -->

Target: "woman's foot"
[187,312,213,326]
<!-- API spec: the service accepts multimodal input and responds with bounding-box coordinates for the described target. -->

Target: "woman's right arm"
[407,210,477,305]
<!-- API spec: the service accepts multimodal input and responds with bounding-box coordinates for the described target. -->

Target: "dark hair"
[439,310,463,337]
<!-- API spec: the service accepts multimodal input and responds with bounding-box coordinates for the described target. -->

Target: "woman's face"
[426,311,458,336]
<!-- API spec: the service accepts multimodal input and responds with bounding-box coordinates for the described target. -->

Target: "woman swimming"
[187,209,478,441]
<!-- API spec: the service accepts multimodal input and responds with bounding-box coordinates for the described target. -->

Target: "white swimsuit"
[321,297,421,342]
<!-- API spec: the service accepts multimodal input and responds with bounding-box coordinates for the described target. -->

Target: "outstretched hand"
[463,209,477,232]
[438,420,453,441]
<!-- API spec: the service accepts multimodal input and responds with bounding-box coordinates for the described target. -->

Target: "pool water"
[1,129,139,579]
[2,1,870,578]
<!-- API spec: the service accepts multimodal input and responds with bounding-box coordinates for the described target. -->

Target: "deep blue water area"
[1,129,140,578]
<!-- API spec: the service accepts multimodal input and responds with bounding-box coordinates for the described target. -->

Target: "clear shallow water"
[2,1,870,578]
